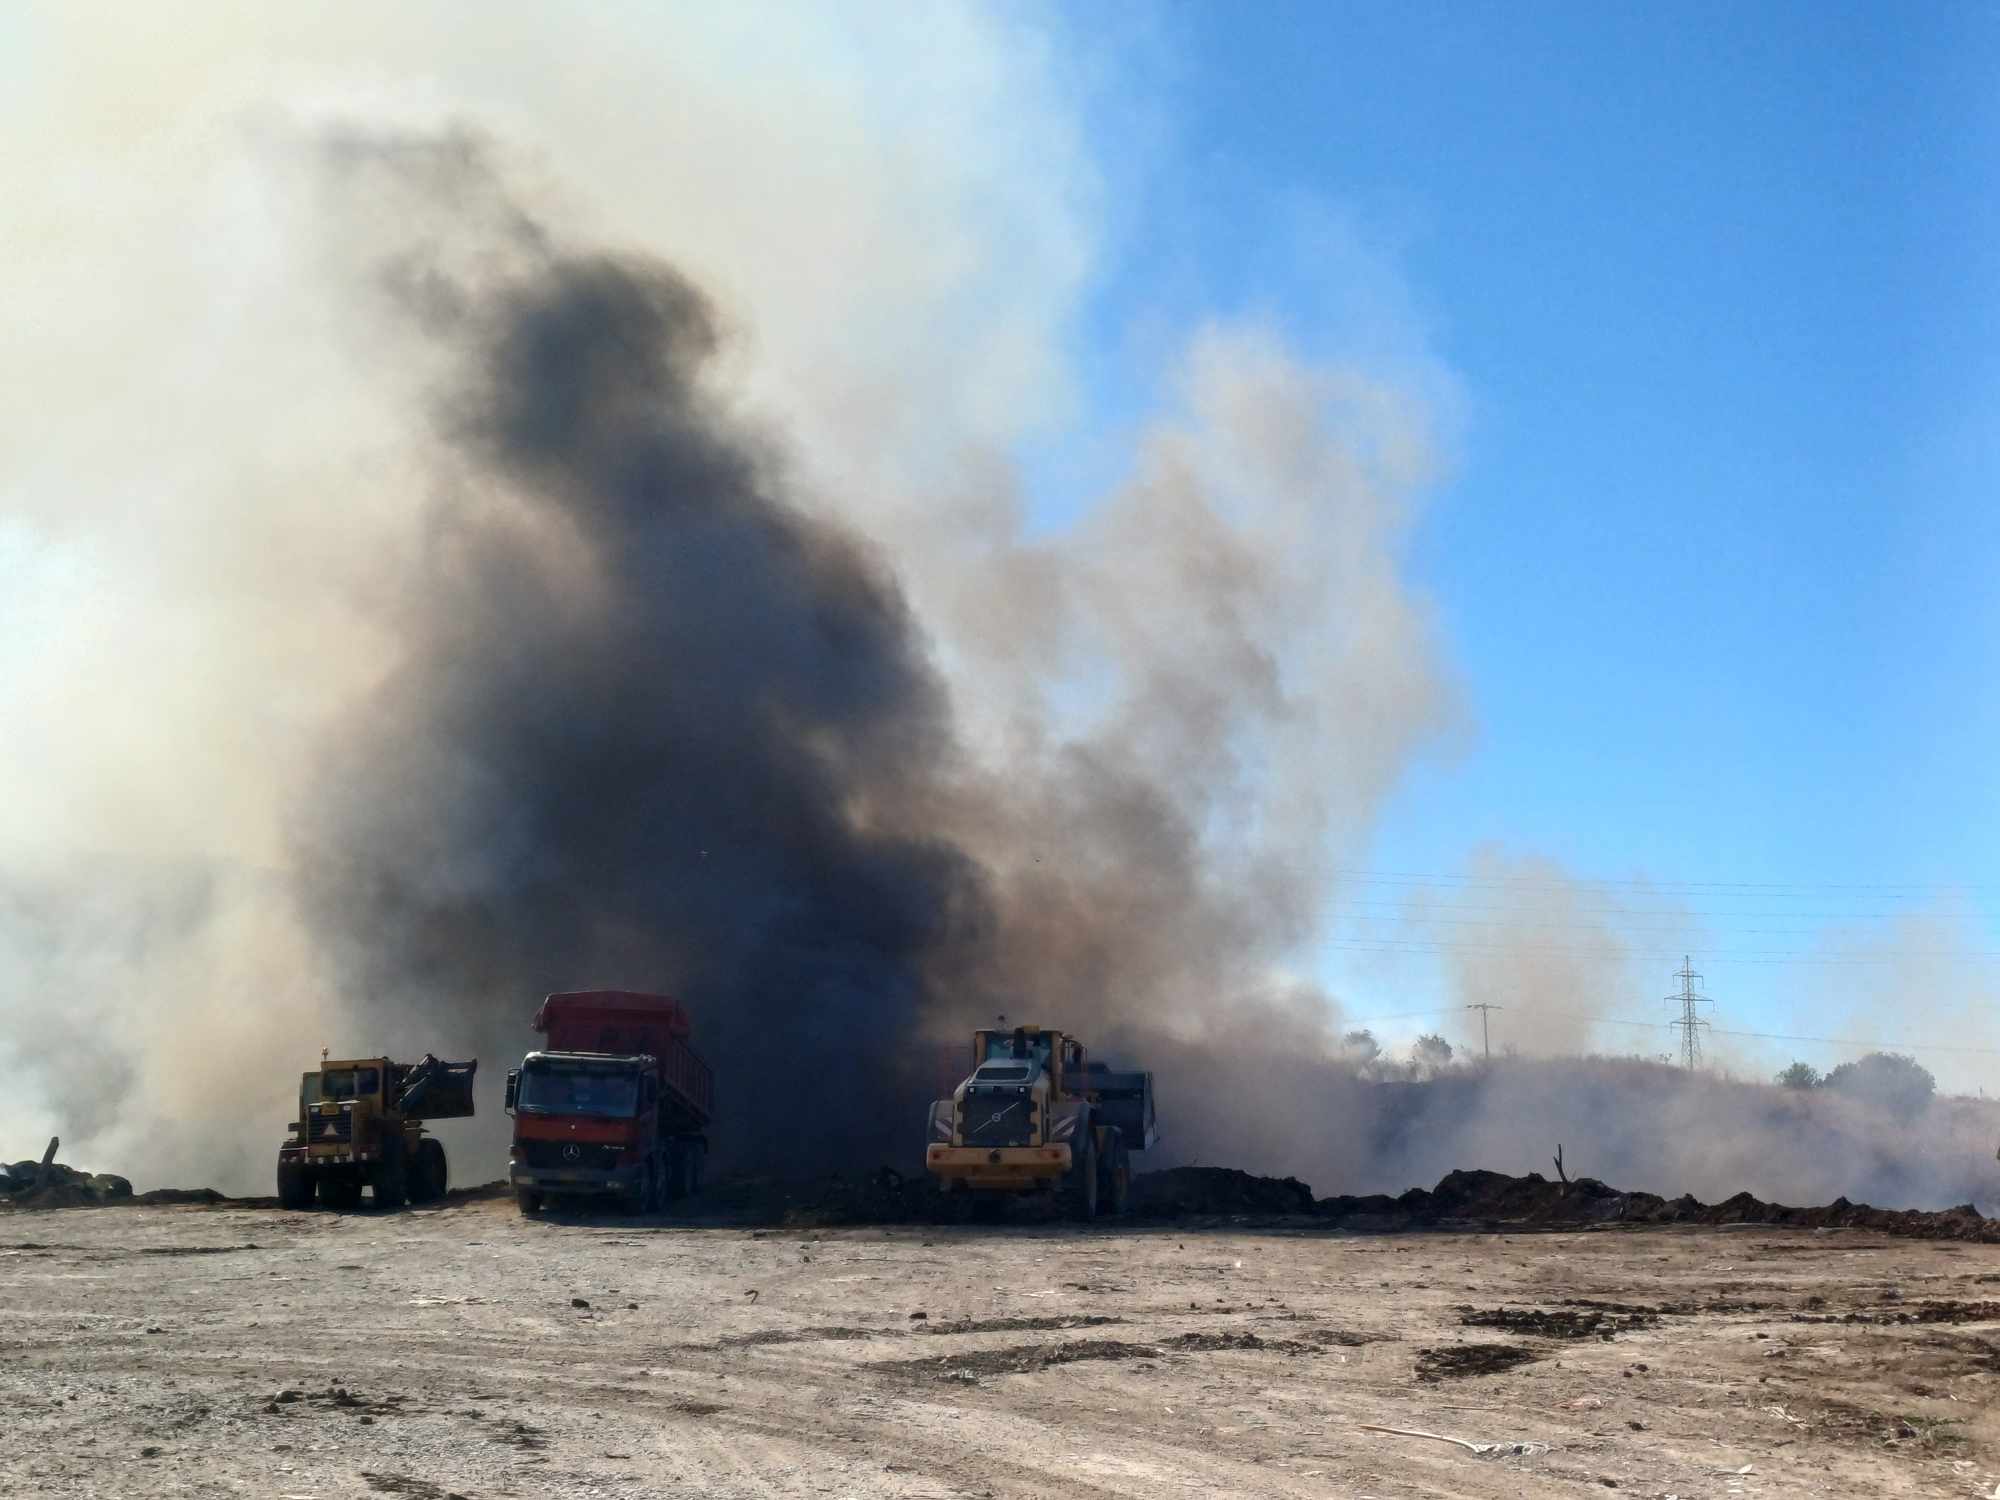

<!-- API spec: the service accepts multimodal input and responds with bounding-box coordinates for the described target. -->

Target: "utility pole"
[1466,1003,1502,1062]
[1667,957,1712,1069]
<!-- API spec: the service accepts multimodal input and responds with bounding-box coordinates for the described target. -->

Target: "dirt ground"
[6,1195,2000,1499]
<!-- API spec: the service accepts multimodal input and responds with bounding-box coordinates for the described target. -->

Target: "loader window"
[317,1068,381,1102]
[984,1034,1051,1065]
[975,1064,1030,1082]
[516,1066,641,1119]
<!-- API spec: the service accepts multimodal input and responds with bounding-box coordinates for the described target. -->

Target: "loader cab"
[300,1058,393,1121]
[971,1027,1088,1096]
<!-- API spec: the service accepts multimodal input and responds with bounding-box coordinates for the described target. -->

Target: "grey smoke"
[5,3,1992,1210]
[295,159,988,1168]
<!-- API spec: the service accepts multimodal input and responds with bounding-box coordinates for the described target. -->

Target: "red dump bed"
[533,990,713,1128]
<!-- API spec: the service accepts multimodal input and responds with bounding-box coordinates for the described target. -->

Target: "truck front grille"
[959,1092,1034,1147]
[308,1113,353,1143]
[516,1139,623,1171]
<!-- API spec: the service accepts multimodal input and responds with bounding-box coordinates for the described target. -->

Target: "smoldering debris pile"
[1,1158,137,1209]
[0,1139,231,1211]
[1132,1165,2000,1244]
[1129,1167,1318,1218]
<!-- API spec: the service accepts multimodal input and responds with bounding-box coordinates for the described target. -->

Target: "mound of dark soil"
[1130,1166,1317,1218]
[1415,1344,1540,1381]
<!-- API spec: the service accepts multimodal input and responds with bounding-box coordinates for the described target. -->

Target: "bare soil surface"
[5,1195,2000,1498]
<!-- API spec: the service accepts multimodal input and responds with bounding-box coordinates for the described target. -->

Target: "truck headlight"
[1048,1111,1079,1141]
[928,1102,954,1142]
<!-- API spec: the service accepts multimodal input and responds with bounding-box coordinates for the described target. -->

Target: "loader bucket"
[1087,1064,1157,1151]
[401,1058,478,1120]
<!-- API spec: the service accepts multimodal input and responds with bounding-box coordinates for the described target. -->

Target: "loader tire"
[516,1188,544,1216]
[277,1163,313,1211]
[410,1139,448,1204]
[372,1142,407,1210]
[1100,1139,1131,1217]
[1064,1134,1099,1222]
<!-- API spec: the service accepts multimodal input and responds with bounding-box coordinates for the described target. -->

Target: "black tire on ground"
[410,1139,447,1204]
[516,1188,543,1216]
[1100,1139,1131,1216]
[1064,1133,1099,1222]
[676,1141,699,1200]
[372,1141,408,1211]
[617,1164,648,1215]
[277,1163,313,1211]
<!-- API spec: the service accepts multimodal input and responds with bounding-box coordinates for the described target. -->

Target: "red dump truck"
[504,991,713,1215]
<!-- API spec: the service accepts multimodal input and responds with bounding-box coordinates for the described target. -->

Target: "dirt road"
[5,1193,1999,1498]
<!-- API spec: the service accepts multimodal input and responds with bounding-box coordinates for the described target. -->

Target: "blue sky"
[1036,3,2000,1062]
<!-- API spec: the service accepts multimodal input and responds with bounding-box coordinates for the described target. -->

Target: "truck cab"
[505,991,713,1216]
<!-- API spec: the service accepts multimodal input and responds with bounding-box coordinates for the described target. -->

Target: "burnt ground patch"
[1458,1304,1660,1340]
[1415,1344,1541,1381]
[913,1315,1124,1336]
[887,1329,1323,1382]
[887,1338,1168,1380]
[710,1325,878,1349]
[1793,1300,2000,1327]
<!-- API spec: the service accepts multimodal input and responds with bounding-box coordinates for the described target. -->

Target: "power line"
[1449,1008,2000,1059]
[1323,938,2000,966]
[1342,898,1993,922]
[1335,1006,1465,1027]
[1331,869,2000,898]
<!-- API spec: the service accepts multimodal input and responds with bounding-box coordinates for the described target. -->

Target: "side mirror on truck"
[504,1069,519,1116]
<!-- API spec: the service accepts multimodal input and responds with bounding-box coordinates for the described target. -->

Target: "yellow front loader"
[276,1054,476,1211]
[924,1024,1156,1220]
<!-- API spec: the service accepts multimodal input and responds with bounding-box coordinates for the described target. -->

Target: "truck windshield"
[317,1068,380,1101]
[518,1067,640,1119]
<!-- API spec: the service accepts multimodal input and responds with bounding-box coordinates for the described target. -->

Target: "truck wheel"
[1064,1135,1099,1222]
[1100,1141,1131,1216]
[516,1188,543,1216]
[410,1139,448,1203]
[372,1143,408,1210]
[618,1166,648,1216]
[277,1163,313,1210]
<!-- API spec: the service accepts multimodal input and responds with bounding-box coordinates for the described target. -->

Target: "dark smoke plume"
[295,183,992,1166]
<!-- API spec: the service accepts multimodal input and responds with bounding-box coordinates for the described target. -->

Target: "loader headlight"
[928,1101,955,1142]
[1048,1111,1080,1141]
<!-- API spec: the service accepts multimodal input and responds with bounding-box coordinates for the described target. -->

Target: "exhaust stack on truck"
[506,990,713,1216]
